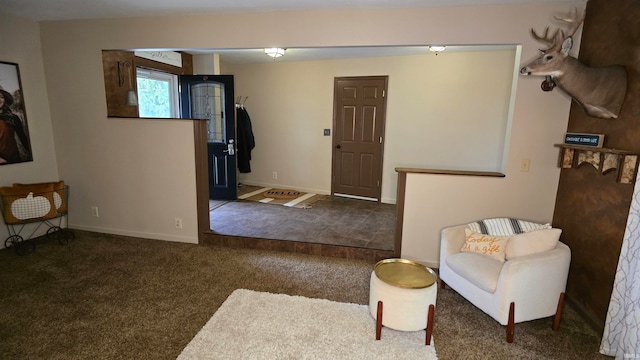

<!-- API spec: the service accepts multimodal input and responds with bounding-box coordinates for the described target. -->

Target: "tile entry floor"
[209,195,396,251]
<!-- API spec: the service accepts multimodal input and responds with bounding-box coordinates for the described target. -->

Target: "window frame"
[135,67,180,119]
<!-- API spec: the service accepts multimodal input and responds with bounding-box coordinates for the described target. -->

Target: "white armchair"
[438,220,571,343]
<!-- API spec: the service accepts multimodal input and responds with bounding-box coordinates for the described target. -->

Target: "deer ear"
[561,37,573,55]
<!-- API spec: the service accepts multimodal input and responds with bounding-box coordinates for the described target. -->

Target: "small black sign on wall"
[564,133,605,147]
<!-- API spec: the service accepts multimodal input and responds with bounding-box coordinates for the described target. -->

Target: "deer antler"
[530,27,562,50]
[531,7,584,50]
[554,7,584,38]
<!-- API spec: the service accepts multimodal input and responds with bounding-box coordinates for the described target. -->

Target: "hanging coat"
[236,107,255,173]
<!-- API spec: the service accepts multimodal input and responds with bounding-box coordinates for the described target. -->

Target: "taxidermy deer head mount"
[519,8,627,119]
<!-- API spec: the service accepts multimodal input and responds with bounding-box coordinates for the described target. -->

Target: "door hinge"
[382,90,385,98]
[379,137,383,144]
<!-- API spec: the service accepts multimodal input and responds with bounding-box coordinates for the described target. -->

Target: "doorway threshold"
[333,193,378,202]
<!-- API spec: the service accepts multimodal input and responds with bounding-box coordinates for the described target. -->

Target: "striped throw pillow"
[467,217,551,236]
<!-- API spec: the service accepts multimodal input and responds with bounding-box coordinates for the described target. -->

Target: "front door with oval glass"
[180,75,237,200]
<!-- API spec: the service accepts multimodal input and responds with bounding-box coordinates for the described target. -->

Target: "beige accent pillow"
[505,228,562,260]
[461,228,510,262]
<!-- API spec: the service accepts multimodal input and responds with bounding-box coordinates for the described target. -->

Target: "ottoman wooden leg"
[376,301,383,340]
[425,304,434,346]
[552,292,565,331]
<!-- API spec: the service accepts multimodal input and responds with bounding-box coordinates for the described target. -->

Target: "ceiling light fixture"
[264,48,286,59]
[429,45,447,53]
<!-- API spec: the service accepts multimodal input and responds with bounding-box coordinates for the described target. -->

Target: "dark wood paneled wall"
[552,0,640,332]
[102,50,138,118]
[102,51,193,118]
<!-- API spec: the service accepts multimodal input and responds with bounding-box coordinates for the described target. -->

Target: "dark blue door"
[180,75,236,200]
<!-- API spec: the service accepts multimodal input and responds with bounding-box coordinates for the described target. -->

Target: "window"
[136,68,179,118]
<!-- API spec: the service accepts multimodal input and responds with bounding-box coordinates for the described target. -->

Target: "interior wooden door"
[332,76,388,202]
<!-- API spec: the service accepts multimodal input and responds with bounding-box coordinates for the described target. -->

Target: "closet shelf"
[555,144,640,184]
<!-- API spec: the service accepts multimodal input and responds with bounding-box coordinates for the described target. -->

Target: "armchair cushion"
[446,252,503,293]
[505,228,562,260]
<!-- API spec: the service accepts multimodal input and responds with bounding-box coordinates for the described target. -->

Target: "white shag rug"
[178,289,437,360]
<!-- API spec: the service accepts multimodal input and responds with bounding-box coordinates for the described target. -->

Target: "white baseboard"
[69,224,198,244]
[381,197,397,205]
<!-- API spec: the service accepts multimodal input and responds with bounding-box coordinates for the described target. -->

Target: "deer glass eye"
[544,55,554,61]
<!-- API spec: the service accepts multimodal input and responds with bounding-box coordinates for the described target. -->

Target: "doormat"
[238,186,327,209]
[263,189,302,199]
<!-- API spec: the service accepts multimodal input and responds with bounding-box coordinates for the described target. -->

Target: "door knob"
[224,142,235,155]
[336,144,341,149]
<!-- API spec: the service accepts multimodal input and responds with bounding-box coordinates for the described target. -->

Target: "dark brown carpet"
[0,231,607,359]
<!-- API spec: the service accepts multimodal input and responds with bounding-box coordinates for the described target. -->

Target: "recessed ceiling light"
[264,48,286,58]
[429,46,447,52]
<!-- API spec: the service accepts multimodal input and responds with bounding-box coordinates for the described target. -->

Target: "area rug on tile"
[238,186,327,209]
[177,289,437,360]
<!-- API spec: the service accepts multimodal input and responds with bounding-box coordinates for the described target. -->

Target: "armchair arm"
[493,242,571,323]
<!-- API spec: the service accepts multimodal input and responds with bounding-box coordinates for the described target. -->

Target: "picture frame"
[0,61,33,165]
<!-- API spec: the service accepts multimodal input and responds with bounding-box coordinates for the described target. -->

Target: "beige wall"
[0,14,59,246]
[224,49,517,203]
[32,3,578,259]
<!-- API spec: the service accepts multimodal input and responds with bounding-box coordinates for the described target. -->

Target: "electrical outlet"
[91,206,99,217]
[272,172,278,180]
[175,217,183,229]
[520,159,531,172]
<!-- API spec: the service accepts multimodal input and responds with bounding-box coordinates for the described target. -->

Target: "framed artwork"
[0,61,33,165]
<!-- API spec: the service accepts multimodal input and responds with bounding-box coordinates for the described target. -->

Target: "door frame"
[331,75,388,203]
[194,119,211,238]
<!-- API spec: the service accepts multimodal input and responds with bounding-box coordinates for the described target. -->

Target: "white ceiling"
[2,0,581,22]
[0,0,579,64]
